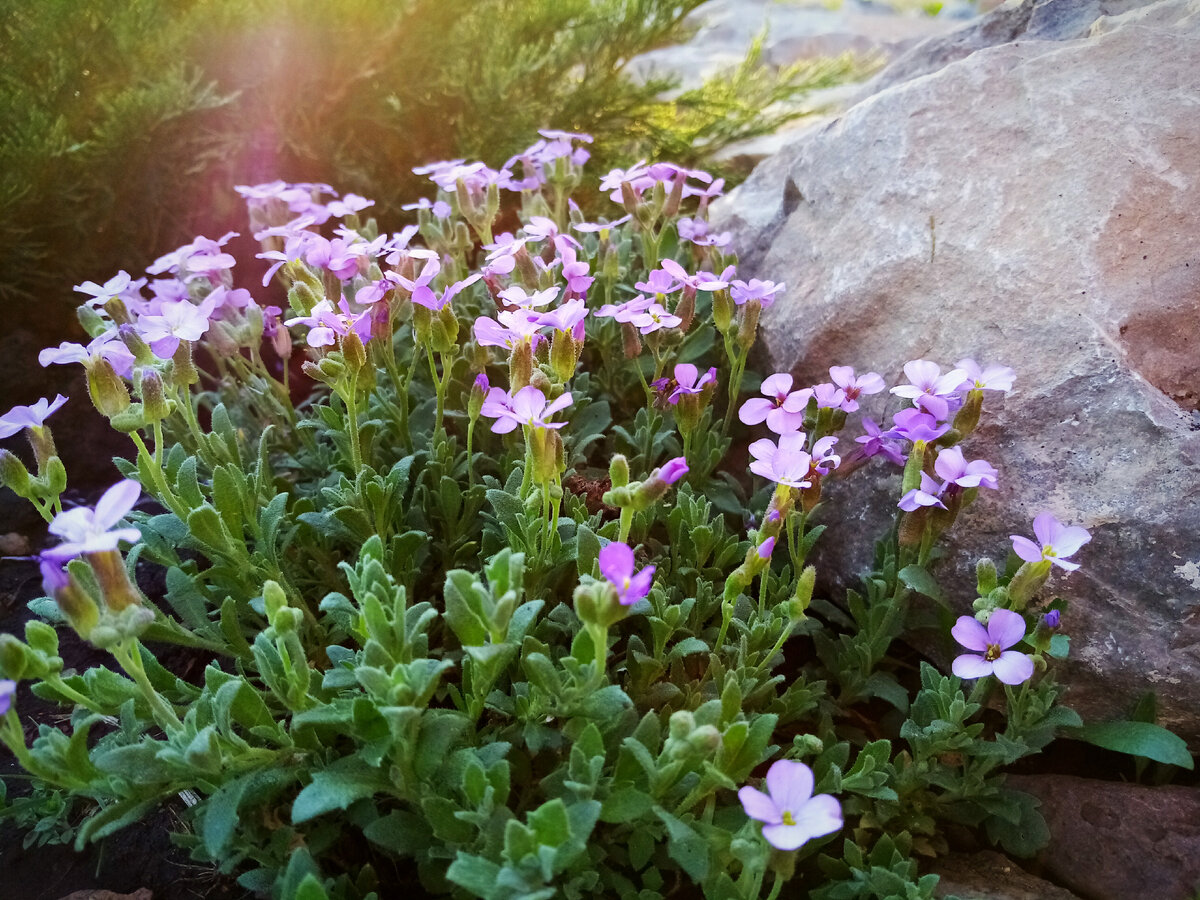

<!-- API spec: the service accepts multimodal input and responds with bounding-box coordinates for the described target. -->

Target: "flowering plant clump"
[0,131,1135,900]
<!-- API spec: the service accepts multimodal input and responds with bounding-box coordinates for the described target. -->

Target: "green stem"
[343,383,363,472]
[113,640,182,733]
[43,675,107,715]
[129,432,188,520]
[466,420,476,487]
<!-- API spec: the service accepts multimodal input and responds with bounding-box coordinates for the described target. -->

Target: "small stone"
[932,850,1082,900]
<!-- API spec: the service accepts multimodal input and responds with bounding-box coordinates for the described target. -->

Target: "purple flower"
[886,408,950,445]
[137,297,218,358]
[898,472,947,512]
[43,480,142,561]
[730,279,785,308]
[811,436,841,474]
[74,271,133,308]
[890,359,969,421]
[473,310,546,350]
[498,285,560,309]
[480,386,572,434]
[596,295,653,323]
[572,215,631,235]
[39,333,135,378]
[402,197,452,219]
[951,609,1034,685]
[934,447,999,491]
[677,218,731,248]
[559,247,594,296]
[956,358,1015,393]
[0,680,14,716]
[535,298,589,335]
[1010,513,1091,572]
[656,456,689,485]
[757,537,776,560]
[748,433,813,489]
[628,302,681,335]
[854,418,906,466]
[634,268,682,297]
[599,542,655,606]
[811,383,847,410]
[828,366,885,413]
[0,394,68,439]
[668,364,717,404]
[738,759,842,851]
[1043,609,1061,629]
[394,254,442,308]
[739,373,810,434]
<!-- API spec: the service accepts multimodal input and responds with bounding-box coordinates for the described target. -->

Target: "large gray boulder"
[715,0,1200,737]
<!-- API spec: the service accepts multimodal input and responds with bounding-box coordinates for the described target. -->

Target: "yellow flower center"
[984,643,1001,662]
[782,810,796,826]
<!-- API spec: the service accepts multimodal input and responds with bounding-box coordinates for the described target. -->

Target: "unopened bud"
[288,281,321,317]
[549,331,577,383]
[469,374,489,420]
[342,332,367,371]
[434,304,460,352]
[88,358,131,417]
[118,324,154,365]
[609,454,630,489]
[139,369,171,422]
[954,389,983,437]
[509,341,533,392]
[664,173,685,218]
[77,305,108,337]
[86,550,142,613]
[620,181,639,216]
[170,341,199,387]
[790,566,816,619]
[1007,559,1052,611]
[713,290,734,334]
[736,299,762,350]
[102,296,132,326]
[675,289,696,332]
[0,450,31,495]
[621,323,642,359]
[669,709,696,741]
[264,580,288,624]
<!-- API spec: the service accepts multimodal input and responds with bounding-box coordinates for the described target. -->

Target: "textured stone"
[1008,775,1200,900]
[931,850,1082,899]
[714,0,1200,736]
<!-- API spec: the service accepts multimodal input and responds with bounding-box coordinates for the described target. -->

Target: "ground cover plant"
[2,130,1183,900]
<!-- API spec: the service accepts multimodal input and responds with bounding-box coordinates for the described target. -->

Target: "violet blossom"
[596,295,653,324]
[677,217,732,248]
[74,271,133,308]
[956,358,1016,393]
[934,447,999,491]
[748,432,813,489]
[853,418,906,466]
[137,297,218,358]
[634,268,682,297]
[43,479,142,561]
[599,541,655,606]
[898,472,947,512]
[668,364,717,404]
[39,333,135,378]
[473,310,546,351]
[535,298,588,336]
[0,680,13,716]
[886,408,950,445]
[890,359,969,421]
[811,383,847,410]
[738,759,842,851]
[1010,513,1091,572]
[0,395,68,439]
[480,386,572,434]
[628,302,681,335]
[951,609,1034,685]
[730,279,785,308]
[828,366,886,413]
[498,285,560,309]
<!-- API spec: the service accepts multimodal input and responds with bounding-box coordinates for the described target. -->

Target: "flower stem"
[112,640,182,733]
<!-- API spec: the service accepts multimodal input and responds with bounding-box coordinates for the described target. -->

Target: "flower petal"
[762,822,812,851]
[950,616,990,652]
[1052,525,1091,558]
[761,372,793,397]
[791,793,843,842]
[986,608,1027,650]
[1010,535,1043,564]
[992,650,1034,685]
[739,398,773,425]
[599,542,634,583]
[93,480,142,531]
[738,786,782,825]
[766,759,813,813]
[952,653,994,680]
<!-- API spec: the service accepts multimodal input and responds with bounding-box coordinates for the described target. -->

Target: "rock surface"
[714,0,1200,737]
[1008,775,1200,900]
[931,850,1082,899]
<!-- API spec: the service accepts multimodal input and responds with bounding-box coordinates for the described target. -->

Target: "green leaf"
[653,807,709,881]
[203,768,293,856]
[1048,633,1070,659]
[897,565,943,603]
[292,759,388,824]
[1069,720,1194,769]
[294,874,329,900]
[600,787,653,824]
[447,852,501,897]
[576,524,601,579]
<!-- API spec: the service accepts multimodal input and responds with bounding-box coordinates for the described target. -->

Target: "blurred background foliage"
[0,0,866,332]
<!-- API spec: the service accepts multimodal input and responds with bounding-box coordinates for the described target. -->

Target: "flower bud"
[549,331,577,383]
[264,580,289,624]
[102,296,133,326]
[169,341,199,388]
[664,173,685,218]
[668,709,697,741]
[898,506,928,548]
[790,566,816,619]
[469,374,489,420]
[0,633,29,680]
[509,341,533,392]
[86,550,143,613]
[620,181,639,216]
[793,733,826,758]
[0,450,31,496]
[288,281,321,317]
[954,389,984,437]
[139,369,171,423]
[77,305,108,337]
[342,331,368,372]
[118,324,154,365]
[737,299,762,350]
[41,558,100,639]
[621,323,642,359]
[609,454,630,489]
[688,724,722,755]
[674,289,696,333]
[1007,559,1052,610]
[976,557,998,596]
[434,304,460,353]
[88,358,131,417]
[713,290,734,334]
[632,456,688,509]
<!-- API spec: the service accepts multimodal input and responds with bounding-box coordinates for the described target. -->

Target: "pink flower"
[39,333,135,378]
[730,279,784,307]
[951,609,1034,685]
[956,358,1015,393]
[136,297,218,358]
[43,480,142,561]
[628,302,680,335]
[898,472,946,511]
[738,759,842,851]
[596,295,653,324]
[739,373,811,434]
[599,542,655,606]
[828,366,885,413]
[1010,513,1091,572]
[934,447,998,491]
[748,433,813,489]
[480,386,572,434]
[667,364,716,404]
[74,271,132,308]
[890,359,969,421]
